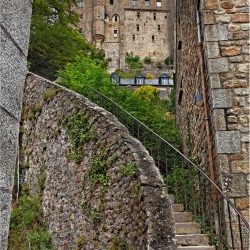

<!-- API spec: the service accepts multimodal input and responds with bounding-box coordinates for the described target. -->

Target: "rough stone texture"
[20,73,176,250]
[74,0,172,72]
[215,131,241,154]
[176,0,249,248]
[0,1,32,249]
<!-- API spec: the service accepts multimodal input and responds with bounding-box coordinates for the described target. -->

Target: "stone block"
[233,30,249,40]
[204,24,229,41]
[215,14,231,23]
[223,174,248,197]
[208,58,229,73]
[1,0,32,55]
[231,161,249,173]
[232,14,250,23]
[215,131,241,153]
[229,55,244,62]
[209,73,221,88]
[211,89,233,108]
[222,79,247,88]
[0,29,27,119]
[221,46,241,56]
[217,154,229,174]
[213,109,226,130]
[235,198,249,210]
[206,42,220,58]
[202,10,215,24]
[203,0,220,10]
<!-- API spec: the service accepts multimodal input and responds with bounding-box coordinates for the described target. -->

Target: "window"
[105,14,109,22]
[137,12,141,19]
[137,24,140,31]
[157,0,162,7]
[110,0,113,4]
[158,25,161,31]
[145,0,150,7]
[132,0,138,6]
[152,35,155,42]
[77,0,83,8]
[133,35,135,41]
[113,30,118,37]
[178,41,182,50]
[153,13,156,20]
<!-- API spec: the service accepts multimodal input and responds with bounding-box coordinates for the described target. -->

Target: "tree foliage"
[134,86,160,103]
[29,0,106,80]
[125,53,143,69]
[59,56,179,147]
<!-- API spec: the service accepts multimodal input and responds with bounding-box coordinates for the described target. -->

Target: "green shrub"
[143,56,152,65]
[125,53,143,69]
[165,55,173,66]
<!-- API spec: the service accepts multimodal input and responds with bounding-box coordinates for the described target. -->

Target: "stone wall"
[20,73,176,249]
[0,1,32,249]
[175,0,249,247]
[76,0,173,71]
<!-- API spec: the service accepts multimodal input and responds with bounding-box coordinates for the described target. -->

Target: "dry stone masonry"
[0,1,32,249]
[19,73,176,249]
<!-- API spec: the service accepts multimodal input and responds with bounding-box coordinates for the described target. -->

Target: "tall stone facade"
[175,0,249,248]
[75,0,173,72]
[0,1,32,249]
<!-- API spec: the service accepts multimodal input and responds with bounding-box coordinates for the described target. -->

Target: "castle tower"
[76,0,173,73]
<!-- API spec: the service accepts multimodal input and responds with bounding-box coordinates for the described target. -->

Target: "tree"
[125,53,143,69]
[29,0,106,80]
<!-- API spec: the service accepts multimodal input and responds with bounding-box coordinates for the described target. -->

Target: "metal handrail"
[86,86,249,229]
[83,86,250,231]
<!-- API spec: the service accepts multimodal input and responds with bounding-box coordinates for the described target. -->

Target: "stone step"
[174,212,193,222]
[176,222,201,234]
[172,204,184,212]
[176,234,209,246]
[177,246,216,250]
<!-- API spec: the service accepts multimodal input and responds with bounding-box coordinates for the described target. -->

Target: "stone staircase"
[170,196,216,250]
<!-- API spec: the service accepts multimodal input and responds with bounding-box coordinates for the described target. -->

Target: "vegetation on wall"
[125,53,143,69]
[29,0,107,80]
[59,56,179,147]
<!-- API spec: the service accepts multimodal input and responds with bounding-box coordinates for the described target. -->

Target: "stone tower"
[75,0,172,72]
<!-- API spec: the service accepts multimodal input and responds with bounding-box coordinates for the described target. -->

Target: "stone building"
[175,0,249,248]
[75,0,173,72]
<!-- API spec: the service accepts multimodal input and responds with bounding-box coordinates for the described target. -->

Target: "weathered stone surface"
[20,73,176,250]
[209,74,221,88]
[206,42,220,58]
[215,131,241,153]
[1,0,32,55]
[222,79,247,88]
[235,198,249,210]
[223,174,248,197]
[0,29,27,119]
[203,0,220,10]
[211,89,233,108]
[208,58,229,73]
[204,24,229,41]
[0,108,19,250]
[213,109,226,130]
[221,46,241,56]
[232,13,250,23]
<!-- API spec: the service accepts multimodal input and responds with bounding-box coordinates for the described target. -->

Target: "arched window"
[112,14,120,22]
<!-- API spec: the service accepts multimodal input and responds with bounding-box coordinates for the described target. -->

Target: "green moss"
[108,236,126,250]
[34,102,43,113]
[8,195,52,250]
[63,111,97,162]
[119,163,136,177]
[42,89,57,101]
[76,234,85,249]
[90,151,112,191]
[130,182,140,200]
